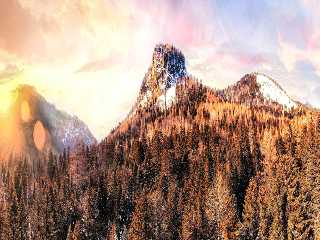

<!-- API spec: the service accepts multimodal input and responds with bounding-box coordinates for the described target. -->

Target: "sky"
[0,0,320,140]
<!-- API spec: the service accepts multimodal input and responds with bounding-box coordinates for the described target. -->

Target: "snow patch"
[256,74,296,109]
[55,117,96,149]
[157,85,176,109]
[140,90,152,107]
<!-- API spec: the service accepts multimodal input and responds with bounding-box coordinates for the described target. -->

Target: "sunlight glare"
[33,120,46,151]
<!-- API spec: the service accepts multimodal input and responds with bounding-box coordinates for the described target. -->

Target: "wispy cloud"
[0,63,23,84]
[277,0,320,77]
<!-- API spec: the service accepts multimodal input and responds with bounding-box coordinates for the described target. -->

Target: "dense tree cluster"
[0,77,319,239]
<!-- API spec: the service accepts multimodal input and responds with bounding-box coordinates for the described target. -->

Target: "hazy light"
[0,89,13,114]
[21,100,31,122]
[33,120,46,151]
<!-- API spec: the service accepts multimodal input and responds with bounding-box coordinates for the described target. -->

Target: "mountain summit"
[219,72,297,109]
[135,44,187,109]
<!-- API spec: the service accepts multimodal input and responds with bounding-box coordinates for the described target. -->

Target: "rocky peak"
[137,44,187,108]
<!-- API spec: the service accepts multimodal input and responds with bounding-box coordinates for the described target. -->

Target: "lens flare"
[0,90,13,114]
[33,120,46,151]
[21,100,31,122]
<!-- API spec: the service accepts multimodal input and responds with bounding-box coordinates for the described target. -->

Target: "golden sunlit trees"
[205,171,239,239]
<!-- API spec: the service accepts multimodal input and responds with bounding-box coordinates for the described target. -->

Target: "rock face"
[0,85,96,160]
[136,44,187,109]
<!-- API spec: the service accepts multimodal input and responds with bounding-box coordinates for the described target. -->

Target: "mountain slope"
[0,85,96,161]
[218,72,298,109]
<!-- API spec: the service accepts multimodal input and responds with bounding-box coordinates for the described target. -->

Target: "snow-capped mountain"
[0,85,96,161]
[135,44,187,110]
[219,72,297,109]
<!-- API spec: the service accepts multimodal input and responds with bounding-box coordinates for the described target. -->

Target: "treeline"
[0,78,319,239]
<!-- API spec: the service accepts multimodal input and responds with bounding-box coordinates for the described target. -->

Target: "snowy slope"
[255,73,296,109]
[156,84,177,109]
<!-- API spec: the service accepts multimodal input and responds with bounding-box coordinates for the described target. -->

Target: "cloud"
[0,0,219,68]
[0,64,23,84]
[261,63,272,71]
[0,0,221,139]
[1,0,320,138]
[187,45,272,90]
[278,32,320,77]
[76,59,115,73]
[76,53,122,73]
[277,0,320,77]
[277,34,303,72]
[0,0,45,62]
[197,46,269,71]
[311,86,320,107]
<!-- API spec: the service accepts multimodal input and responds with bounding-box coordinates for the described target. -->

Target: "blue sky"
[189,0,320,106]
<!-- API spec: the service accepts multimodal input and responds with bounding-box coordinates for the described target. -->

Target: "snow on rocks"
[156,84,177,109]
[255,73,296,109]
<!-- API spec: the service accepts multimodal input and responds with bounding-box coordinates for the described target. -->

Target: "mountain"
[218,72,298,109]
[130,45,301,121]
[134,43,187,110]
[101,44,318,239]
[115,45,305,138]
[0,84,96,161]
[0,44,319,239]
